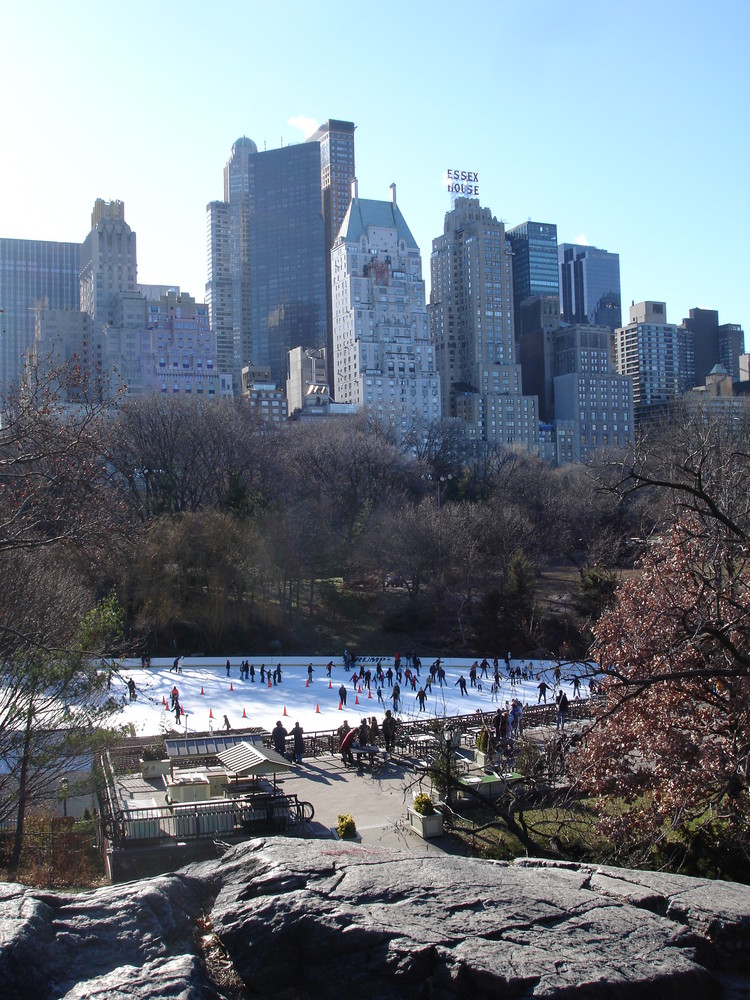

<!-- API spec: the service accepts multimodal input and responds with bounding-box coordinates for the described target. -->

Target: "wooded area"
[3,356,750,878]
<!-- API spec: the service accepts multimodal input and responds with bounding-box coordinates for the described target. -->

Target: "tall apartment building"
[79,199,137,326]
[553,324,633,463]
[429,198,538,452]
[507,221,558,339]
[307,121,356,391]
[558,243,622,333]
[37,201,231,400]
[680,307,745,384]
[206,137,255,387]
[207,137,327,390]
[331,182,440,433]
[615,301,681,422]
[0,237,80,403]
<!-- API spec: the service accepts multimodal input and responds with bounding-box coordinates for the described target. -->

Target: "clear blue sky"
[2,0,748,335]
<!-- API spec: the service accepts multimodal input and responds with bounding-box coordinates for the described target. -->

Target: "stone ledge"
[0,839,748,998]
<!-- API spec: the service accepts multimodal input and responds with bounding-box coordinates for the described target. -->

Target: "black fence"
[259,698,593,758]
[0,816,102,883]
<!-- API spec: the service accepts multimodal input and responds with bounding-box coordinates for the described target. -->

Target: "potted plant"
[474,727,490,769]
[407,792,443,839]
[332,813,361,842]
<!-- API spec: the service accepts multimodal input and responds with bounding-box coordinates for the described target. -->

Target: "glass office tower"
[507,221,558,338]
[247,142,327,387]
[307,120,356,392]
[558,243,622,333]
[208,138,327,390]
[0,238,81,404]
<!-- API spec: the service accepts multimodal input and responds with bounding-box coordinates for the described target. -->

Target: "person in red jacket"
[340,726,356,767]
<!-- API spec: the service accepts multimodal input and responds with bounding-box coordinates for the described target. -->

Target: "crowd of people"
[125,648,587,744]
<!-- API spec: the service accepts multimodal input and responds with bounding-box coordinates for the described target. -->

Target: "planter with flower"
[407,792,443,839]
[331,813,361,842]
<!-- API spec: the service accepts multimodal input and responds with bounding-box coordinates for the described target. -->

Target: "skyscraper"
[207,138,327,389]
[680,307,745,385]
[558,243,622,333]
[0,237,80,403]
[616,301,680,422]
[307,120,356,392]
[429,198,538,451]
[79,199,137,326]
[207,137,256,390]
[331,182,440,432]
[507,221,558,339]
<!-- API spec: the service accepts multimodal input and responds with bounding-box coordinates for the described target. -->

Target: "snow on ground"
[113,655,591,738]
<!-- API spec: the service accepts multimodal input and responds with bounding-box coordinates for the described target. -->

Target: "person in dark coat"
[272,720,288,756]
[382,710,397,754]
[291,722,304,764]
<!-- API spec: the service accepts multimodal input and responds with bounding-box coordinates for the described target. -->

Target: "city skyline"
[0,1,747,340]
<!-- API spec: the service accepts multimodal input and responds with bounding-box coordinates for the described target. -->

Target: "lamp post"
[421,472,453,508]
[442,724,457,806]
[58,777,69,818]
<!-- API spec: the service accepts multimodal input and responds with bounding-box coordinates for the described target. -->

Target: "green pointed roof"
[339,196,417,249]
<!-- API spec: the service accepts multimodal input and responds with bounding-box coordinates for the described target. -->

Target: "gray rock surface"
[1,839,750,998]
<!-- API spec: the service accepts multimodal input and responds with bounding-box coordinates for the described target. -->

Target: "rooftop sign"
[446,169,479,197]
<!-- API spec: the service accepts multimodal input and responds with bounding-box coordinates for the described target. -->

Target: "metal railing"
[100,785,313,849]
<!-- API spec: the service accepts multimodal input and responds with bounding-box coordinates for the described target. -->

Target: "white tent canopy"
[217,741,290,777]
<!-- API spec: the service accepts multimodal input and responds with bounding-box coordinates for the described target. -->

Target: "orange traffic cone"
[230,683,234,692]
[200,686,204,695]
[358,684,362,693]
[355,694,359,705]
[338,701,342,710]
[305,679,309,688]
[315,704,320,713]
[283,706,287,716]
[268,678,272,688]
[328,680,332,689]
[242,707,247,718]
[209,708,214,719]
[368,688,372,699]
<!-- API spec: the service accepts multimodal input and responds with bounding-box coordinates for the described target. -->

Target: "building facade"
[286,346,328,415]
[307,121,356,390]
[429,198,538,452]
[36,201,231,401]
[239,375,288,425]
[553,323,633,462]
[331,182,440,434]
[80,199,137,326]
[507,221,558,339]
[207,137,327,391]
[37,287,231,400]
[517,295,560,422]
[558,243,622,333]
[207,137,257,390]
[615,301,680,422]
[0,237,81,404]
[679,307,745,385]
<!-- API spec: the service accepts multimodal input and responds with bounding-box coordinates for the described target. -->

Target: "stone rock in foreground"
[1,839,750,998]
